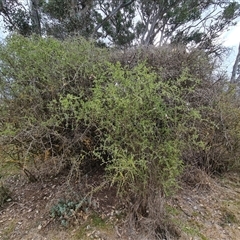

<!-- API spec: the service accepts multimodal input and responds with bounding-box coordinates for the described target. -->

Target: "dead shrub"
[181,166,216,192]
[110,44,213,85]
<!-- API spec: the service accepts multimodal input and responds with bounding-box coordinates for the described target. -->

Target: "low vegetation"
[1,35,240,239]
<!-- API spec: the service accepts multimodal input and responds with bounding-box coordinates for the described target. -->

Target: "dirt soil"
[0,169,240,240]
[174,170,240,240]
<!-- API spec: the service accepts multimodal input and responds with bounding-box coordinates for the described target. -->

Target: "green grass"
[220,207,238,226]
[0,220,17,240]
[72,212,114,240]
[0,161,19,179]
[182,225,208,240]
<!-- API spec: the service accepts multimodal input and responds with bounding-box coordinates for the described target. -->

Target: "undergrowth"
[1,34,240,239]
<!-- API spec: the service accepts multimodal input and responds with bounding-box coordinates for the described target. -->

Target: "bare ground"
[0,168,240,240]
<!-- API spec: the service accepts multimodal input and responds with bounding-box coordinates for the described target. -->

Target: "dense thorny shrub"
[203,84,240,172]
[0,35,107,174]
[1,34,239,184]
[180,78,240,174]
[110,45,240,174]
[53,60,203,239]
[87,64,204,194]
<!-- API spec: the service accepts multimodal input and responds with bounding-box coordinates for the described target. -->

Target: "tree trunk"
[30,0,41,35]
[231,42,240,84]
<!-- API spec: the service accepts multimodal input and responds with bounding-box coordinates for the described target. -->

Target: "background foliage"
[0,0,239,53]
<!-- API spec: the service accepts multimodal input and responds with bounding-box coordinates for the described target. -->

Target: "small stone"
[115,210,121,215]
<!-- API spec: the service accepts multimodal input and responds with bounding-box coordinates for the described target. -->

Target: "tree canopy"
[0,0,239,54]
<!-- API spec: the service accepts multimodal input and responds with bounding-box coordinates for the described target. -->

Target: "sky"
[222,24,240,47]
[220,23,240,76]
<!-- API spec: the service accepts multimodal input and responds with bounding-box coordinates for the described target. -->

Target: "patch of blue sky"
[220,23,240,76]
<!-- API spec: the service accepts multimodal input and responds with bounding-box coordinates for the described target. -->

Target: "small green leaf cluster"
[50,198,90,227]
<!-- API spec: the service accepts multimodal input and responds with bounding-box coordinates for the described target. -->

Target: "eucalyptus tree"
[134,0,240,55]
[0,0,239,53]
